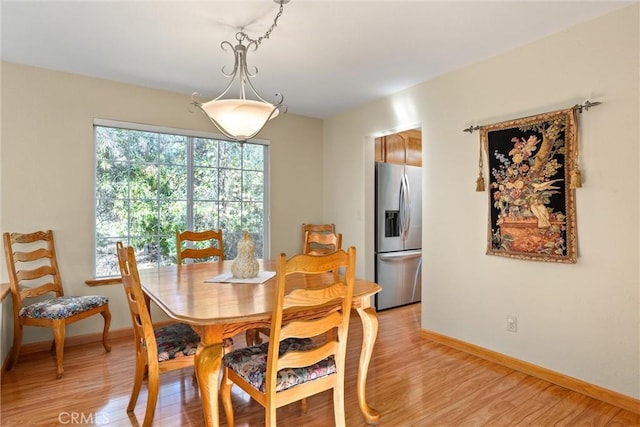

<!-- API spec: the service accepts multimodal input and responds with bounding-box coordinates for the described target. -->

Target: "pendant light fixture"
[192,0,288,141]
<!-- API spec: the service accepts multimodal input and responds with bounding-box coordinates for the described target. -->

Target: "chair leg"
[51,319,66,379]
[266,405,277,427]
[100,306,112,353]
[223,337,234,353]
[220,368,235,427]
[332,378,346,427]
[143,363,160,427]
[127,351,146,413]
[6,321,23,370]
[245,328,268,346]
[245,329,258,346]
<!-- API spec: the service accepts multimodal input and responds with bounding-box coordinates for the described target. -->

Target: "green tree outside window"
[95,125,267,277]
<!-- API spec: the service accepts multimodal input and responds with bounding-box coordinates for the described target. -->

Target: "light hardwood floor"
[2,303,638,426]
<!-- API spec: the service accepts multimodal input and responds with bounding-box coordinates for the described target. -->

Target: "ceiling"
[1,1,632,119]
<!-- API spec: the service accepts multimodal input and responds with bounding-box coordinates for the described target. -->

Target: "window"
[94,120,269,277]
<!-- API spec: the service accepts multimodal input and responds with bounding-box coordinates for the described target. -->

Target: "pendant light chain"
[235,1,285,47]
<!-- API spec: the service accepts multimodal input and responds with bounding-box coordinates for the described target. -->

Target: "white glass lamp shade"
[200,99,279,140]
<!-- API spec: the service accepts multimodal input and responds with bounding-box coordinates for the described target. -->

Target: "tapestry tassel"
[570,169,582,189]
[475,136,485,192]
[569,108,582,189]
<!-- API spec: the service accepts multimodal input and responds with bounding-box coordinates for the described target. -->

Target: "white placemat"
[205,270,276,284]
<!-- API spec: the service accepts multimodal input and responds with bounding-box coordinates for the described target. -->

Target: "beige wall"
[0,63,323,351]
[323,5,639,399]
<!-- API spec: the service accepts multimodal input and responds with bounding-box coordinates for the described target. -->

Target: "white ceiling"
[1,1,632,118]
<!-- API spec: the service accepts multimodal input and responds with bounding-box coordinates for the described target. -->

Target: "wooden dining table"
[137,259,382,426]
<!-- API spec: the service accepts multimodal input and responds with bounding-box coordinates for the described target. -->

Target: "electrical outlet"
[506,315,517,333]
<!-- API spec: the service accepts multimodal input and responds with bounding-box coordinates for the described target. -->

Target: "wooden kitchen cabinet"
[374,129,422,166]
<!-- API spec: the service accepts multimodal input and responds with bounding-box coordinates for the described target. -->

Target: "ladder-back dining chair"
[176,229,241,347]
[176,229,224,264]
[220,247,356,427]
[3,230,111,378]
[116,242,201,427]
[248,226,342,347]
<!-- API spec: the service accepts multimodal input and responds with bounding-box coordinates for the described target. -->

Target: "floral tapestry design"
[481,108,578,263]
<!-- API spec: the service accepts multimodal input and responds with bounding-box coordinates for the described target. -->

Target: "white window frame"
[93,118,271,277]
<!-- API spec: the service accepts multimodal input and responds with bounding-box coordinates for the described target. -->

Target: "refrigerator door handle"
[403,173,411,240]
[399,176,406,241]
[379,250,422,260]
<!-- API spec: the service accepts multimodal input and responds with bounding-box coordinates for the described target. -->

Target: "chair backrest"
[303,230,342,256]
[3,230,65,313]
[176,229,224,264]
[266,247,356,397]
[116,242,157,361]
[301,223,335,251]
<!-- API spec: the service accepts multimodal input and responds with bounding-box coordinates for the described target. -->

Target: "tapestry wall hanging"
[480,108,578,263]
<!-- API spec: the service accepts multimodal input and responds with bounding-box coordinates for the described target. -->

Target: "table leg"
[194,333,225,427]
[355,306,380,425]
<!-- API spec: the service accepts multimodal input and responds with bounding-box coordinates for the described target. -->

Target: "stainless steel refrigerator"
[375,162,422,310]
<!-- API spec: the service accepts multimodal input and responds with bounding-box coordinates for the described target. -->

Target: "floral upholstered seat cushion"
[19,295,108,320]
[222,338,337,393]
[154,323,201,362]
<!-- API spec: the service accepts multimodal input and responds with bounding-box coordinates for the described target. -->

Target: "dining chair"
[116,241,202,427]
[176,229,246,352]
[303,230,343,256]
[248,227,341,348]
[220,247,356,427]
[176,229,224,264]
[2,230,111,378]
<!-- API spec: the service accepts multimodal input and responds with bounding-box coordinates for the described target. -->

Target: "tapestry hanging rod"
[462,100,602,134]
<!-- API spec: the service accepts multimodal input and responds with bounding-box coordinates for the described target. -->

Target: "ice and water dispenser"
[384,210,400,238]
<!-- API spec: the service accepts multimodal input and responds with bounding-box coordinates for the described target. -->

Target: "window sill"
[0,283,10,303]
[85,277,122,287]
